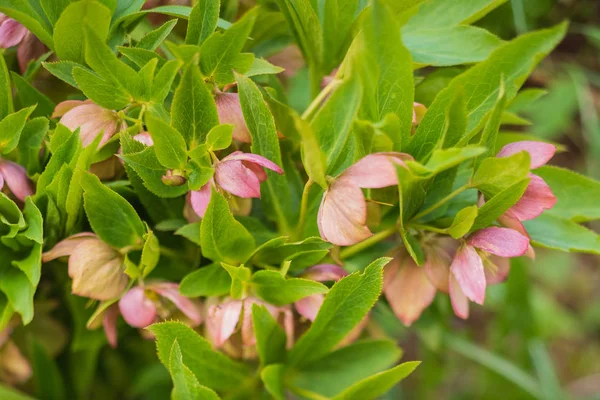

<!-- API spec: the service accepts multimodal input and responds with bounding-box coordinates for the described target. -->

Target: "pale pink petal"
[498,209,529,237]
[423,249,451,292]
[103,305,119,348]
[150,283,202,326]
[222,151,283,174]
[281,306,295,348]
[241,298,277,347]
[52,100,88,119]
[215,160,261,198]
[0,171,4,191]
[0,18,27,48]
[449,273,469,319]
[384,259,437,326]
[17,32,45,73]
[206,299,242,347]
[339,152,413,189]
[484,256,511,285]
[317,179,372,246]
[302,264,348,282]
[189,183,212,218]
[508,174,557,221]
[0,160,33,201]
[294,294,324,322]
[133,132,154,146]
[215,92,252,143]
[450,245,486,305]
[42,232,97,262]
[497,141,556,169]
[468,227,529,258]
[60,103,124,147]
[119,287,157,328]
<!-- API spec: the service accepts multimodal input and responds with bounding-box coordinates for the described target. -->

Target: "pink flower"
[0,13,45,73]
[496,141,557,221]
[318,152,412,246]
[294,264,348,321]
[118,282,202,329]
[54,100,127,147]
[215,92,252,143]
[189,151,283,218]
[0,160,34,202]
[42,233,128,301]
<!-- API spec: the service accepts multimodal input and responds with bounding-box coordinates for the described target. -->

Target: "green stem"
[301,78,340,121]
[340,227,397,260]
[409,223,447,234]
[294,178,313,240]
[411,184,471,222]
[160,246,195,263]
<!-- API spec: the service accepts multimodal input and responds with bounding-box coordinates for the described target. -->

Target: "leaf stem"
[294,178,314,240]
[301,78,340,121]
[411,184,471,222]
[340,227,397,260]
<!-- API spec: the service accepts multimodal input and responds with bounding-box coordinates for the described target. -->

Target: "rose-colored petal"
[215,92,252,143]
[150,283,202,326]
[206,299,242,347]
[498,209,529,237]
[0,160,34,201]
[413,102,427,125]
[267,45,304,80]
[103,305,119,348]
[423,249,451,292]
[508,174,557,221]
[295,294,324,322]
[119,287,157,328]
[215,160,262,198]
[497,141,556,169]
[449,273,469,319]
[450,245,486,305]
[0,18,27,48]
[189,183,212,218]
[222,151,283,174]
[339,152,413,189]
[42,232,97,262]
[468,227,529,258]
[484,256,511,285]
[317,179,372,246]
[17,32,45,73]
[243,160,267,182]
[302,264,348,282]
[133,132,154,147]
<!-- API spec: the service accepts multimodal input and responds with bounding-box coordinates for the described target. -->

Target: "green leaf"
[245,58,284,78]
[186,0,219,46]
[416,146,486,176]
[175,222,201,245]
[404,0,508,28]
[322,0,359,71]
[288,258,389,366]
[151,59,182,103]
[42,61,83,88]
[295,117,327,189]
[81,172,146,249]
[252,304,287,366]
[138,19,178,51]
[251,270,328,306]
[169,340,220,400]
[290,339,402,398]
[18,117,48,175]
[331,361,420,400]
[40,0,71,25]
[206,124,233,151]
[0,383,36,400]
[145,113,188,169]
[0,106,35,155]
[0,54,13,120]
[445,205,478,239]
[471,178,529,231]
[140,229,160,277]
[149,321,249,391]
[236,73,296,234]
[523,214,600,254]
[536,166,600,222]
[11,73,55,118]
[53,0,111,63]
[29,336,66,400]
[472,151,530,197]
[221,263,251,299]
[261,364,286,400]
[180,264,231,298]
[474,82,507,168]
[72,67,131,110]
[171,65,219,148]
[200,188,255,264]
[0,261,34,324]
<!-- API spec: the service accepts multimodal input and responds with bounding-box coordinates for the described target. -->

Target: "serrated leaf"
[138,19,178,50]
[169,340,220,400]
[180,264,231,298]
[145,113,188,169]
[471,178,529,231]
[252,304,287,366]
[186,0,219,46]
[0,106,36,155]
[251,270,328,306]
[72,67,131,110]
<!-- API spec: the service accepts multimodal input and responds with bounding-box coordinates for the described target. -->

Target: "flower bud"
[215,92,252,143]
[119,287,157,328]
[161,169,187,186]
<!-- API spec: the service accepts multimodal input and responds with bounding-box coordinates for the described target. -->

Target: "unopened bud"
[162,169,187,186]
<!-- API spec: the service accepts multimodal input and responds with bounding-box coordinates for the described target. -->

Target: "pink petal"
[52,100,88,119]
[17,32,45,73]
[496,141,556,169]
[508,174,557,221]
[215,92,252,143]
[302,264,348,282]
[281,306,295,348]
[206,299,242,347]
[42,232,97,262]
[484,256,511,285]
[189,183,212,218]
[222,151,283,174]
[450,245,486,305]
[60,103,124,147]
[215,160,262,198]
[498,209,529,237]
[241,298,280,347]
[317,179,372,246]
[150,283,202,326]
[423,249,451,292]
[383,258,437,326]
[118,287,157,328]
[133,132,154,147]
[339,152,413,189]
[243,160,267,182]
[468,227,529,258]
[449,273,469,319]
[0,18,27,48]
[103,305,119,348]
[0,161,33,201]
[295,294,324,322]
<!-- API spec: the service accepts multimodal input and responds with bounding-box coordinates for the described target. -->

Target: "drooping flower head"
[215,92,252,143]
[0,13,45,73]
[0,160,33,202]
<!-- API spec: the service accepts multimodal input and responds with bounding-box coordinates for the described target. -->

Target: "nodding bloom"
[0,327,31,385]
[0,160,33,202]
[496,141,557,230]
[42,233,129,301]
[294,264,348,321]
[0,13,45,73]
[318,152,413,246]
[215,92,252,143]
[53,100,127,147]
[189,151,283,218]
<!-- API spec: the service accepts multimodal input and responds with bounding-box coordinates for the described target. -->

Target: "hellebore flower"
[215,92,252,143]
[118,282,202,329]
[53,100,127,147]
[449,227,529,319]
[0,13,45,73]
[42,233,128,301]
[294,264,348,321]
[318,152,413,246]
[496,141,557,222]
[0,160,33,201]
[0,328,31,385]
[189,151,283,218]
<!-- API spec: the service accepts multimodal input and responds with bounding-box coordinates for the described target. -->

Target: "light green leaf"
[169,340,220,400]
[145,113,188,169]
[446,205,479,239]
[251,270,328,306]
[180,264,232,298]
[295,117,327,189]
[322,0,359,71]
[245,58,284,78]
[471,178,529,231]
[72,67,131,110]
[524,214,600,254]
[186,0,219,46]
[404,0,507,29]
[261,364,286,400]
[221,263,251,299]
[472,151,530,197]
[0,54,13,119]
[0,106,35,155]
[42,61,83,88]
[252,304,287,366]
[206,124,233,151]
[11,73,54,118]
[138,19,178,51]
